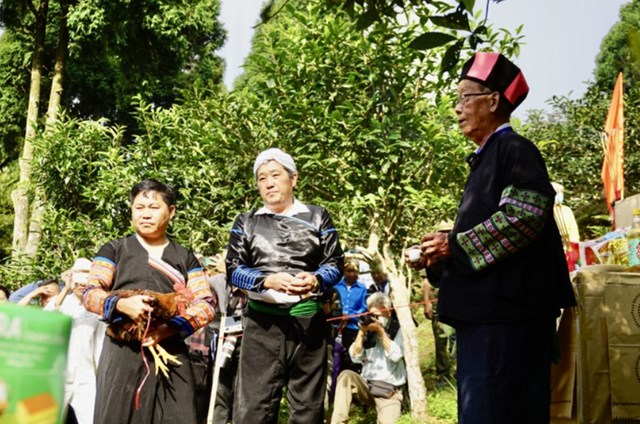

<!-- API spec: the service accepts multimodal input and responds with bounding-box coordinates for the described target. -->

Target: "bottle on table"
[627,208,640,272]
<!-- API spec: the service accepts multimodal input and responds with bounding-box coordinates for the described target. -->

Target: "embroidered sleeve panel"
[178,267,216,337]
[455,185,552,272]
[83,255,117,320]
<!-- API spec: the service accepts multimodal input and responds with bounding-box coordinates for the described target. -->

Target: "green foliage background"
[1,0,637,419]
[0,0,523,291]
[3,0,638,296]
[0,0,227,141]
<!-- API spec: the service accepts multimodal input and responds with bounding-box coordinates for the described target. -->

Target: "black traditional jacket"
[432,126,576,325]
[225,200,344,306]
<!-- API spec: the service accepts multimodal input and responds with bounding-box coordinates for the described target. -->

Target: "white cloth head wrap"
[253,148,297,177]
[72,257,92,284]
[72,257,92,272]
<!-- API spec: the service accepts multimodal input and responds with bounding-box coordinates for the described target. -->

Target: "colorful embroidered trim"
[456,185,552,271]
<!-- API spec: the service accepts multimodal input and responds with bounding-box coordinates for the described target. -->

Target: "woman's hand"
[116,295,154,322]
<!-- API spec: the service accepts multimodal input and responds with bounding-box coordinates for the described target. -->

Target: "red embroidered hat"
[460,52,529,111]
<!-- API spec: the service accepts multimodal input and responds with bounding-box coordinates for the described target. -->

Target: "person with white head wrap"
[253,147,298,178]
[226,148,344,423]
[44,258,107,424]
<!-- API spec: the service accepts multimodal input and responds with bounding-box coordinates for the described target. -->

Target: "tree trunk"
[366,232,428,421]
[24,195,45,257]
[46,0,69,127]
[11,0,49,257]
[24,0,70,256]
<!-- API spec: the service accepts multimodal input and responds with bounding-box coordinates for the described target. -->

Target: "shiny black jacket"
[225,204,344,295]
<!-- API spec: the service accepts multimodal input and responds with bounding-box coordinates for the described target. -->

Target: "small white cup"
[407,248,422,263]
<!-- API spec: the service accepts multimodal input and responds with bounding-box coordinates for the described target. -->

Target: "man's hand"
[263,272,296,293]
[39,284,58,298]
[116,295,154,322]
[420,232,451,267]
[264,272,318,295]
[359,316,393,353]
[404,245,427,270]
[363,318,385,336]
[423,301,433,320]
[291,272,318,295]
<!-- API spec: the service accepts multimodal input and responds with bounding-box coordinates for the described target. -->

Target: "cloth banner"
[602,72,624,217]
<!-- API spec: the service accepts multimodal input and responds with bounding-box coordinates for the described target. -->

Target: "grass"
[277,314,459,423]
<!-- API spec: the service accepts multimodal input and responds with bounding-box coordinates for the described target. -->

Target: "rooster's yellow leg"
[147,345,170,378]
[155,344,183,367]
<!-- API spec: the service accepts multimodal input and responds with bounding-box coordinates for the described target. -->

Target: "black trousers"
[94,336,197,424]
[233,308,328,424]
[456,320,553,424]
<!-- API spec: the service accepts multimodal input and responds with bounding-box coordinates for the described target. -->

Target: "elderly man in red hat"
[409,52,576,424]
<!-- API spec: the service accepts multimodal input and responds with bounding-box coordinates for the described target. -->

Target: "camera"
[358,314,376,326]
[359,314,381,349]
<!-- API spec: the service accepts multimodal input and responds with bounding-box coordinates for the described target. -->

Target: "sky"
[487,0,629,117]
[217,0,265,88]
[217,0,630,118]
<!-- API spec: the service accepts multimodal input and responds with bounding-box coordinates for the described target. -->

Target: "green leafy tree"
[0,31,28,165]
[522,91,611,238]
[0,0,227,259]
[62,0,227,125]
[594,0,640,90]
[258,0,515,75]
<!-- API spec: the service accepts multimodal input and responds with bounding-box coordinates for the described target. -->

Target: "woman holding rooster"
[83,179,216,424]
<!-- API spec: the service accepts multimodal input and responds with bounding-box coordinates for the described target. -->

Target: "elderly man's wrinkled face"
[455,79,499,145]
[257,160,297,213]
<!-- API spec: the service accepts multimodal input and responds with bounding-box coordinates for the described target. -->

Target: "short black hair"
[37,278,59,287]
[0,284,9,298]
[130,179,176,207]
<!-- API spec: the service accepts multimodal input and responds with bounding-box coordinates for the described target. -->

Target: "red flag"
[601,72,624,218]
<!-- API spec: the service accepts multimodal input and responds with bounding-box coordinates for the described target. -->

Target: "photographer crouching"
[330,293,406,424]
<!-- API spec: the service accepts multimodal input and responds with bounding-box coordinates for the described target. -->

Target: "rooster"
[107,289,193,378]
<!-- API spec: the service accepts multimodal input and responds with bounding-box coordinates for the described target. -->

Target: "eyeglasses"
[455,92,493,107]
